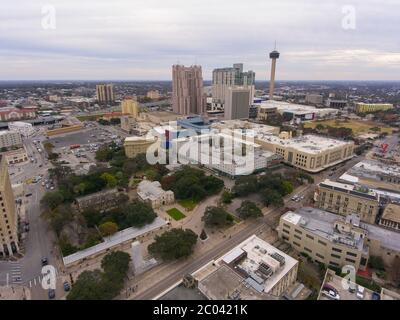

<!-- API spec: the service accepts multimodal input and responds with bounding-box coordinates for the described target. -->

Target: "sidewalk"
[0,285,31,300]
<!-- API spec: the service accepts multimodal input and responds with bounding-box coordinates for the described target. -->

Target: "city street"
[0,134,65,300]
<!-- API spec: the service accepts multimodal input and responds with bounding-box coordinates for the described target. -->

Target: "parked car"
[48,289,56,299]
[356,285,365,299]
[63,281,71,292]
[322,285,340,300]
[372,292,381,300]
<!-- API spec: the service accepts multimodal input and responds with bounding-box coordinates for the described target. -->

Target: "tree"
[200,229,208,240]
[232,175,258,196]
[82,208,103,227]
[262,189,284,207]
[236,200,262,219]
[123,201,157,228]
[101,251,131,281]
[148,228,198,260]
[316,124,325,131]
[100,172,118,188]
[281,180,294,196]
[46,204,74,236]
[202,206,233,228]
[41,191,64,209]
[200,175,224,195]
[368,256,385,271]
[221,191,234,204]
[98,221,118,237]
[67,270,108,300]
[95,145,114,162]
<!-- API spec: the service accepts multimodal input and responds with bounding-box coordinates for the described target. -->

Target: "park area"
[177,199,198,211]
[304,119,394,136]
[166,208,186,221]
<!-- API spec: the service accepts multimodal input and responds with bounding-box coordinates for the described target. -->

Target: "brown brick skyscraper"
[172,65,205,115]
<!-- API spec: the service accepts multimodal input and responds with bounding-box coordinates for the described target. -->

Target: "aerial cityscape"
[1,0,400,308]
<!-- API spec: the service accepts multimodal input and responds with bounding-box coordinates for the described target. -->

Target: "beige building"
[137,180,174,209]
[147,90,160,100]
[124,136,157,159]
[188,235,298,299]
[278,208,369,271]
[120,116,136,133]
[279,207,400,270]
[255,134,354,173]
[355,103,393,113]
[3,148,28,165]
[379,203,400,232]
[257,105,277,121]
[315,179,380,224]
[0,131,22,149]
[0,156,19,257]
[224,86,250,120]
[96,84,115,104]
[121,97,139,119]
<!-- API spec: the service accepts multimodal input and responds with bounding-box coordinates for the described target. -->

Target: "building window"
[329,261,339,267]
[316,253,324,259]
[282,228,290,234]
[331,253,341,259]
[306,235,314,240]
[345,258,356,263]
[332,247,342,253]
[304,247,312,253]
[318,240,327,246]
[294,234,301,240]
[293,241,300,247]
[346,252,357,257]
[294,229,302,234]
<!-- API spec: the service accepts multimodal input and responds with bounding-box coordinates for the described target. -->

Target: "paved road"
[0,134,64,299]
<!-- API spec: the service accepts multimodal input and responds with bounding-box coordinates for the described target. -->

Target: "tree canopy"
[236,200,263,219]
[202,206,233,228]
[148,228,198,260]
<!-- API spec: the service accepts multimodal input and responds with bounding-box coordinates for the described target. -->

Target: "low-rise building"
[279,207,400,270]
[355,103,393,113]
[147,90,160,100]
[339,160,400,193]
[124,136,157,159]
[8,121,35,137]
[75,189,125,212]
[187,235,298,299]
[2,148,28,164]
[0,131,22,149]
[278,209,369,271]
[379,203,400,232]
[137,180,174,209]
[255,134,354,173]
[315,179,380,224]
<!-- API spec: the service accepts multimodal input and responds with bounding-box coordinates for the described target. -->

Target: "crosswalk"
[9,262,23,284]
[27,268,59,288]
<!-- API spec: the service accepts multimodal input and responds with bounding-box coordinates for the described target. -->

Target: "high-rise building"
[269,50,280,100]
[212,63,255,104]
[121,97,139,119]
[146,90,160,100]
[172,65,205,115]
[224,86,251,120]
[96,84,115,104]
[0,156,18,257]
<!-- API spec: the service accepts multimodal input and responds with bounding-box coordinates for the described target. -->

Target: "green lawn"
[178,199,198,211]
[166,208,186,221]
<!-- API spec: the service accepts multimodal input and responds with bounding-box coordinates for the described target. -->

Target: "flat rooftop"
[258,100,338,115]
[283,207,400,253]
[347,160,400,178]
[319,179,378,201]
[256,134,352,154]
[193,235,298,299]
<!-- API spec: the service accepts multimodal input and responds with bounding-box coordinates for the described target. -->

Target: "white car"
[356,286,365,299]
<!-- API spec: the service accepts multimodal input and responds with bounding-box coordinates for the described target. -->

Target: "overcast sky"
[0,0,399,81]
